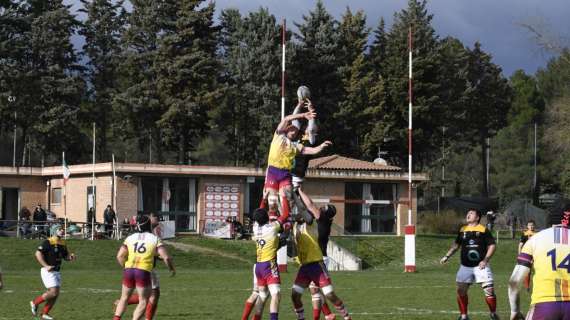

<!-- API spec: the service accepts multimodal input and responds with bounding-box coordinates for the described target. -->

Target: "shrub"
[418,209,464,235]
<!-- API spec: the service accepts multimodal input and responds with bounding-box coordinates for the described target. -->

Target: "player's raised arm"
[276,111,315,134]
[297,188,319,224]
[157,246,175,277]
[300,140,331,155]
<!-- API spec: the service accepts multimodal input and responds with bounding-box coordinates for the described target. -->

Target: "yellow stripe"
[460,224,486,233]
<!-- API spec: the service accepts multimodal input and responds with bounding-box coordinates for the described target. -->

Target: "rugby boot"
[490,313,500,320]
[325,314,336,320]
[30,301,38,316]
[41,314,54,320]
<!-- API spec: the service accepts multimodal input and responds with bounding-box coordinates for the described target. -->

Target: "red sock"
[457,294,468,315]
[281,195,291,217]
[146,301,159,320]
[485,295,497,313]
[253,315,262,320]
[42,300,54,315]
[33,295,45,306]
[128,294,139,305]
[113,316,121,320]
[322,302,332,315]
[524,274,531,289]
[242,301,255,320]
[313,308,321,320]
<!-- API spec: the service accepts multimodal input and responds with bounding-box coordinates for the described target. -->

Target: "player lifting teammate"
[440,209,499,320]
[291,188,352,320]
[509,203,570,320]
[113,215,175,320]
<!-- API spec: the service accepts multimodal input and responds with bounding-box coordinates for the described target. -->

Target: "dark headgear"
[252,208,269,225]
[319,204,337,220]
[136,215,152,233]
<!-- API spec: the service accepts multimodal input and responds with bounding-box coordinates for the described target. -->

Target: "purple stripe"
[555,228,560,244]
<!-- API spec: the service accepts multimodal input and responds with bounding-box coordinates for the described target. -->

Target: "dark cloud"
[68,0,569,76]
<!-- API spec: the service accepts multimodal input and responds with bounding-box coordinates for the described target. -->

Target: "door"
[1,188,19,221]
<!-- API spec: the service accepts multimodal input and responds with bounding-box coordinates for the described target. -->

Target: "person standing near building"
[508,206,570,320]
[440,209,498,320]
[33,204,47,237]
[104,205,117,239]
[113,215,175,320]
[29,225,76,320]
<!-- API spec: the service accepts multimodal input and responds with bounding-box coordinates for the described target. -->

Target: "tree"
[155,0,220,164]
[382,0,444,168]
[293,0,341,145]
[368,17,387,73]
[79,0,127,160]
[462,42,512,196]
[215,7,282,166]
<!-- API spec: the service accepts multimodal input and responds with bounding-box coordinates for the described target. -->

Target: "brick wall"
[0,176,46,218]
[302,180,345,230]
[115,176,138,223]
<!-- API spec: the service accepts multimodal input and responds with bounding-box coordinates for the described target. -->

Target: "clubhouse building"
[0,155,427,236]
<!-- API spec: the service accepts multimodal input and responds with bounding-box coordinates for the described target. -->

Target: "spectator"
[32,204,47,237]
[86,207,96,237]
[103,205,117,238]
[19,207,31,237]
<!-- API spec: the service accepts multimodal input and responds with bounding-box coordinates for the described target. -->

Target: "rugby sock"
[145,301,157,320]
[113,316,121,320]
[241,301,255,320]
[281,195,291,218]
[456,294,468,315]
[294,307,305,320]
[333,301,350,318]
[313,308,321,320]
[253,315,262,320]
[33,295,45,306]
[42,300,54,315]
[128,294,139,305]
[321,302,333,316]
[485,295,497,313]
[270,313,278,320]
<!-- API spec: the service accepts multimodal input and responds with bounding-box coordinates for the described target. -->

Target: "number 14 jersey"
[519,226,570,304]
[123,232,163,272]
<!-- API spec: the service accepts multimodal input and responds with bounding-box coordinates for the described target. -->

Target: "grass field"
[0,235,531,320]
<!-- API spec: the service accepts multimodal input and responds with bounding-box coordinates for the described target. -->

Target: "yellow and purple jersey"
[123,232,163,272]
[267,133,303,170]
[293,221,323,265]
[253,221,282,263]
[518,226,570,304]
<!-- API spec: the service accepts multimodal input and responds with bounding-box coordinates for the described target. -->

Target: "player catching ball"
[440,209,499,320]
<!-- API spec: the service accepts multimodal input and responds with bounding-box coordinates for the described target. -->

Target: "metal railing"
[0,219,133,240]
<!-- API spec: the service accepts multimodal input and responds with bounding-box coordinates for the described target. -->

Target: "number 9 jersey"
[518,226,570,304]
[123,232,164,272]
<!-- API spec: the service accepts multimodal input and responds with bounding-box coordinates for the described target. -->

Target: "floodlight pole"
[404,26,416,273]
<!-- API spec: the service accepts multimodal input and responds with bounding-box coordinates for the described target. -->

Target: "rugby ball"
[297,85,311,101]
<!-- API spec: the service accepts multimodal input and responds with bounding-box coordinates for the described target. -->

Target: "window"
[52,188,62,204]
[344,182,397,234]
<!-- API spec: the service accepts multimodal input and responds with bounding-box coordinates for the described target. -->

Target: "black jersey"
[37,237,69,272]
[317,218,332,256]
[454,224,495,267]
[520,229,536,245]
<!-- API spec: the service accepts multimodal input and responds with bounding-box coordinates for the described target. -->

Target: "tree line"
[0,0,566,203]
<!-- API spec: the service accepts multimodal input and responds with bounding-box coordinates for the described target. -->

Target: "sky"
[67,0,570,77]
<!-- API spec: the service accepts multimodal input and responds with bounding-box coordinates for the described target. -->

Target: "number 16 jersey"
[123,232,163,272]
[518,226,570,305]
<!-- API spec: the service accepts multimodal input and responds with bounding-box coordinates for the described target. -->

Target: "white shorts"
[40,268,61,289]
[456,264,494,284]
[151,270,160,290]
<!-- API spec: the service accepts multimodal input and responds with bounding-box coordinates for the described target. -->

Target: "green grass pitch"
[0,235,530,319]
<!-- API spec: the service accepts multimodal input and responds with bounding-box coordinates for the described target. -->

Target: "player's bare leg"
[255,286,269,320]
[146,288,160,320]
[309,285,335,320]
[291,287,305,320]
[241,290,259,320]
[132,285,151,320]
[113,285,134,320]
[456,282,470,320]
[323,288,351,320]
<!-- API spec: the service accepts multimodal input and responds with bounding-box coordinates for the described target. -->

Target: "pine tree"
[462,42,512,196]
[155,0,220,164]
[369,17,387,72]
[216,7,282,166]
[79,0,126,161]
[293,0,341,144]
[383,0,444,168]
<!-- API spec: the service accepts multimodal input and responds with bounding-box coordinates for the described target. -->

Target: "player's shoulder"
[48,236,65,246]
[459,224,486,233]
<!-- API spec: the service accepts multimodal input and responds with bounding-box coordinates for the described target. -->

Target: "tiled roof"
[308,155,401,172]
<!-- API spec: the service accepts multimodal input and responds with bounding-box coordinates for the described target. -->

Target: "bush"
[418,210,464,235]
